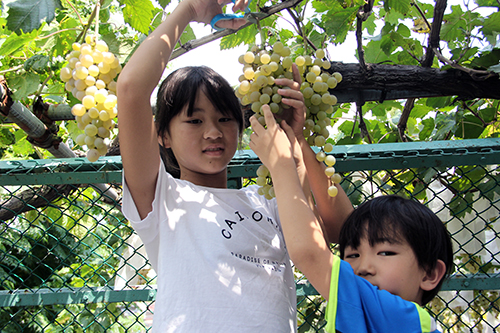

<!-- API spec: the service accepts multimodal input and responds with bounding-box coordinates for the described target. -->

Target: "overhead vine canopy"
[0,0,499,159]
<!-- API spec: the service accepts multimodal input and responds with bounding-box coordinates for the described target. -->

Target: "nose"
[355,255,375,277]
[204,120,223,140]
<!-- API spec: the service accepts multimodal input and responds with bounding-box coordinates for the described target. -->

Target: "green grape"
[306,71,316,83]
[325,166,335,177]
[333,72,343,82]
[327,77,338,89]
[244,67,255,80]
[244,51,255,63]
[259,93,271,104]
[249,91,261,103]
[270,103,280,113]
[272,93,282,104]
[331,173,342,184]
[282,56,293,69]
[251,101,262,113]
[325,155,336,166]
[314,135,326,147]
[303,87,314,99]
[260,53,271,64]
[315,48,326,59]
[316,151,326,162]
[295,56,305,66]
[311,94,322,105]
[273,41,284,54]
[328,185,338,197]
[313,81,323,92]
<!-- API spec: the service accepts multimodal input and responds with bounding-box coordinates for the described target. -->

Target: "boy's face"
[343,236,427,304]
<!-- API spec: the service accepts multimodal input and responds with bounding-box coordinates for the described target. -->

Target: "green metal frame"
[1,138,499,308]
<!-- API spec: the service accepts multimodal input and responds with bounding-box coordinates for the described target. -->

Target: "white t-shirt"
[122,163,297,332]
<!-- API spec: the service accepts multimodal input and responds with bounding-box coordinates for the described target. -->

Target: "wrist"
[267,157,296,179]
[175,1,198,22]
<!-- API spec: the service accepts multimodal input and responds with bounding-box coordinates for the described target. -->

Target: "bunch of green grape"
[235,42,343,199]
[59,35,120,162]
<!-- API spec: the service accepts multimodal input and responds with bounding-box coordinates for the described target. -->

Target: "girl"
[117,0,351,330]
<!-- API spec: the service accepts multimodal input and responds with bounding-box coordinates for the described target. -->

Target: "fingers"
[232,0,249,12]
[291,63,303,85]
[262,104,277,129]
[214,18,247,30]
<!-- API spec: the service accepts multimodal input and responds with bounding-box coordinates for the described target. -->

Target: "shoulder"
[326,258,439,333]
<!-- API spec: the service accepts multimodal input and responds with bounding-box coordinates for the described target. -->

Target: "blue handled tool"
[210,0,264,31]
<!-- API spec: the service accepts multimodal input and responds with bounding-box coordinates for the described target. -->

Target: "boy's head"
[339,195,453,305]
[155,66,244,178]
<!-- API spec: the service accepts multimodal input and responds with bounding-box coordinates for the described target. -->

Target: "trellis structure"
[0,138,499,332]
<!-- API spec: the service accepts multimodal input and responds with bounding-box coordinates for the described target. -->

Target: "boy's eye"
[378,251,396,256]
[219,117,233,122]
[345,253,359,259]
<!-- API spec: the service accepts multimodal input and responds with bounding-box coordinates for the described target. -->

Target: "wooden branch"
[433,47,497,80]
[422,0,447,67]
[0,184,77,222]
[356,102,372,144]
[398,98,415,142]
[170,0,303,60]
[355,0,374,71]
[329,62,500,103]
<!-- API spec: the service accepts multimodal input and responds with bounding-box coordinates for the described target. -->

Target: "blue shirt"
[325,256,440,333]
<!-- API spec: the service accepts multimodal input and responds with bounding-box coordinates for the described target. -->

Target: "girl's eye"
[187,119,202,124]
[379,251,396,256]
[219,117,233,123]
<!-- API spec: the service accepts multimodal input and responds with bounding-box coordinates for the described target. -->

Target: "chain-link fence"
[0,138,499,332]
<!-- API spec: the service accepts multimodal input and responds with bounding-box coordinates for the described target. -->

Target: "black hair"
[338,195,454,305]
[155,66,244,178]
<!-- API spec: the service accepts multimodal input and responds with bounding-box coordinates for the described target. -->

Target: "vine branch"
[171,0,303,60]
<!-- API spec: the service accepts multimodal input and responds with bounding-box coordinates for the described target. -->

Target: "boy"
[249,106,453,332]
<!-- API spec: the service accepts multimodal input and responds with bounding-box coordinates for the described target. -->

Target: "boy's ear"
[420,259,447,291]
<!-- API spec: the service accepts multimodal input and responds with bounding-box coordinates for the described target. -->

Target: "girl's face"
[343,236,428,305]
[161,89,240,186]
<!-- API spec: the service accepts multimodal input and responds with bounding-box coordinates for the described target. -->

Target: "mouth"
[203,146,224,153]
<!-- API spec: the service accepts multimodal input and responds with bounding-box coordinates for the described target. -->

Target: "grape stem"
[76,0,106,43]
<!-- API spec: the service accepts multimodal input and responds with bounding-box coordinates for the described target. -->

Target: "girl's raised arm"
[117,0,247,219]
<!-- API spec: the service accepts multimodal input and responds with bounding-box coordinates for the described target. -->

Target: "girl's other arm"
[276,67,353,244]
[249,105,333,299]
[297,137,353,243]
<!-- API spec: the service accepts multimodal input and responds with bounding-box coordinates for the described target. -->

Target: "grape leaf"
[120,0,155,34]
[9,72,40,100]
[157,0,171,9]
[0,32,35,55]
[6,0,62,35]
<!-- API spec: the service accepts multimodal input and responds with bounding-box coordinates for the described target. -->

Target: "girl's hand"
[249,105,296,174]
[187,0,249,28]
[274,64,307,141]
